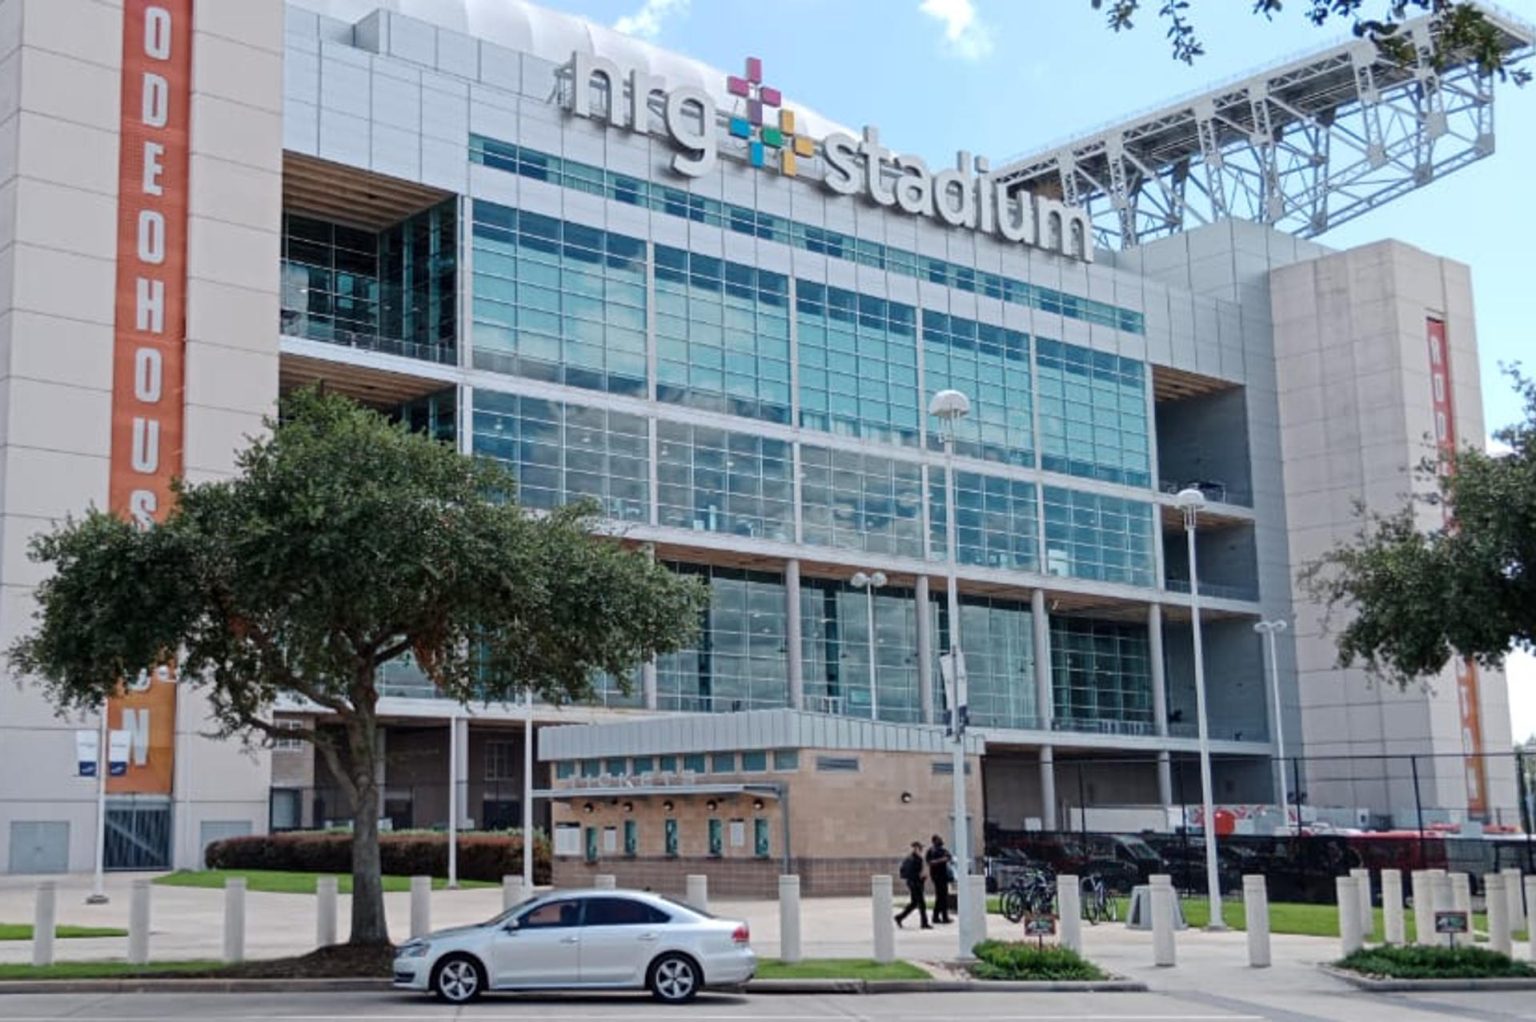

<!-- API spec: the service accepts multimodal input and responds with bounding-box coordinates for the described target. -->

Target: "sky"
[539,0,1536,743]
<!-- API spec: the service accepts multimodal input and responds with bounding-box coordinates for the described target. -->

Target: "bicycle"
[1000,866,1056,923]
[1080,872,1117,925]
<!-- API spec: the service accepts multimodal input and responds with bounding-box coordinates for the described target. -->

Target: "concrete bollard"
[410,876,431,938]
[593,874,617,890]
[1526,877,1536,962]
[1243,875,1270,968]
[502,875,526,910]
[316,876,338,948]
[1150,874,1176,967]
[32,881,56,968]
[1350,867,1373,939]
[223,877,246,963]
[128,879,151,964]
[1452,872,1472,917]
[1502,867,1524,936]
[1432,871,1454,947]
[1337,876,1363,955]
[872,875,895,964]
[1382,869,1404,945]
[1057,875,1082,953]
[1410,870,1431,946]
[778,876,802,964]
[686,874,709,914]
[1486,873,1511,956]
[967,875,987,947]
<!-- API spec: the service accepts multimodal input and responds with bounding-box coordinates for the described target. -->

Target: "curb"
[1319,964,1536,993]
[0,975,1148,996]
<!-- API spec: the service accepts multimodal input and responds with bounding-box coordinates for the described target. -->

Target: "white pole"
[410,875,431,938]
[32,881,56,967]
[1255,621,1290,828]
[1382,869,1404,945]
[1243,874,1270,968]
[88,708,109,905]
[316,875,338,947]
[1487,873,1510,956]
[1150,873,1176,966]
[127,879,150,964]
[943,429,971,959]
[1337,876,1363,955]
[223,877,246,963]
[522,687,534,892]
[872,875,895,964]
[865,580,879,722]
[448,711,459,890]
[1182,494,1224,930]
[1057,874,1082,953]
[778,875,802,964]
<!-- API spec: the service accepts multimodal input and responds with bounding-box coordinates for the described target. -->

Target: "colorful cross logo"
[726,57,815,176]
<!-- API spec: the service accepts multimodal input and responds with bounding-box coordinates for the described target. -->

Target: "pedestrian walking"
[926,834,953,924]
[895,841,932,929]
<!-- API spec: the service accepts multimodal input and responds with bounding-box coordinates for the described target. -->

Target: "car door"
[490,897,584,988]
[577,896,669,986]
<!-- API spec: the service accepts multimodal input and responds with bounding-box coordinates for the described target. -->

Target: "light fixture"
[706,799,718,812]
[582,802,594,814]
[662,800,675,813]
[623,801,634,813]
[900,791,913,804]
[752,798,765,811]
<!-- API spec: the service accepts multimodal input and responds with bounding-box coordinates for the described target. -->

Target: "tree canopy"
[9,388,706,943]
[1093,1,1528,83]
[1303,375,1536,687]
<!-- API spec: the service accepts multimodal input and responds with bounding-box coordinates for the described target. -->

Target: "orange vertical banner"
[105,1,194,796]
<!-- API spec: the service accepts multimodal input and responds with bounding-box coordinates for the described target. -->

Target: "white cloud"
[918,0,994,61]
[613,0,689,40]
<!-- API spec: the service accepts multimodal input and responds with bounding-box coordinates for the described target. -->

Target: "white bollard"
[1243,875,1270,968]
[32,881,56,968]
[1410,870,1431,946]
[1337,876,1363,955]
[686,874,709,914]
[872,875,895,964]
[1057,875,1082,953]
[502,874,526,910]
[128,879,150,964]
[316,876,338,948]
[1382,869,1404,945]
[1502,868,1524,936]
[223,877,246,963]
[1451,872,1473,938]
[1526,877,1536,962]
[593,874,617,890]
[410,875,431,938]
[1486,873,1511,956]
[778,875,802,964]
[1150,874,1176,967]
[967,875,987,947]
[1350,867,1373,939]
[1432,871,1454,947]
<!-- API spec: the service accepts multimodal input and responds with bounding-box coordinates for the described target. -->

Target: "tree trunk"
[345,700,390,946]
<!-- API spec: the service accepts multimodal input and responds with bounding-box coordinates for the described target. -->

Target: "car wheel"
[648,952,701,1004]
[432,954,485,1004]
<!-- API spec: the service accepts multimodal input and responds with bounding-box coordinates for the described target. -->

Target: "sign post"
[1434,909,1469,949]
[1022,912,1056,951]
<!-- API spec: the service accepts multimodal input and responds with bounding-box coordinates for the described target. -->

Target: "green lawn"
[154,870,495,895]
[754,958,929,981]
[0,924,128,941]
[988,895,1527,942]
[0,960,222,981]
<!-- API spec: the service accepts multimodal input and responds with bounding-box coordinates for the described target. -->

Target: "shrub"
[1337,945,1536,980]
[969,940,1107,981]
[204,831,551,884]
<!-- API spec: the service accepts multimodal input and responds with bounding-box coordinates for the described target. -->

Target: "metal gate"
[105,797,171,870]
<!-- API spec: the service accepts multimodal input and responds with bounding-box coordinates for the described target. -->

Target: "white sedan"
[392,889,756,1004]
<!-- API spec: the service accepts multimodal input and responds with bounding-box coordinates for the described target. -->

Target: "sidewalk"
[0,872,1355,1004]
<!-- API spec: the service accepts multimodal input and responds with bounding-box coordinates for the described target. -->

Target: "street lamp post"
[1176,486,1224,931]
[929,388,972,958]
[1254,619,1291,832]
[522,686,534,892]
[850,571,888,721]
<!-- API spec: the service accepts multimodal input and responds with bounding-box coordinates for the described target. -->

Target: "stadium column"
[1149,603,1173,806]
[785,559,803,709]
[1033,589,1056,829]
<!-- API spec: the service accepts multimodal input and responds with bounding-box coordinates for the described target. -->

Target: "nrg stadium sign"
[561,52,1093,264]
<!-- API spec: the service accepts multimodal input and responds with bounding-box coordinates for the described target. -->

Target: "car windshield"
[1122,838,1161,861]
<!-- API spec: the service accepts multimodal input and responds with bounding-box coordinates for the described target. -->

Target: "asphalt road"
[0,989,1531,1021]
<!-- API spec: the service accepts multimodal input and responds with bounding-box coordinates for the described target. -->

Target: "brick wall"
[552,855,914,897]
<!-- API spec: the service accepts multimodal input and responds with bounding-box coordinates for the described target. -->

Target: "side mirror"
[503,918,521,932]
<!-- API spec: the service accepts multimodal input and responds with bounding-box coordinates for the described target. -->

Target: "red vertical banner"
[105,1,193,796]
[1426,317,1488,819]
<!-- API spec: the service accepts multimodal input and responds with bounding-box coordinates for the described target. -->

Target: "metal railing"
[280,310,457,365]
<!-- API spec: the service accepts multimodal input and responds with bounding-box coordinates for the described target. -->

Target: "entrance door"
[104,798,171,870]
[490,897,583,988]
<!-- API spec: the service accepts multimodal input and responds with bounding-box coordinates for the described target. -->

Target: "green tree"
[7,389,705,946]
[1093,1,1528,82]
[1303,375,1536,686]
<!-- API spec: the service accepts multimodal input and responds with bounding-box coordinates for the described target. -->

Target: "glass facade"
[656,247,791,423]
[799,579,922,723]
[657,422,793,541]
[1050,618,1154,733]
[929,470,1038,571]
[934,596,1037,731]
[1036,339,1150,486]
[656,564,789,713]
[1041,487,1156,587]
[796,283,920,446]
[923,311,1032,465]
[799,446,925,558]
[471,201,647,395]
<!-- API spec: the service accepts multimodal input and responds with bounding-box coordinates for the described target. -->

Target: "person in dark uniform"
[895,841,931,929]
[926,834,953,924]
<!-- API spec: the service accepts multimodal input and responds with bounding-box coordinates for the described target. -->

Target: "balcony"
[1158,477,1253,509]
[281,310,456,365]
[1164,576,1259,603]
